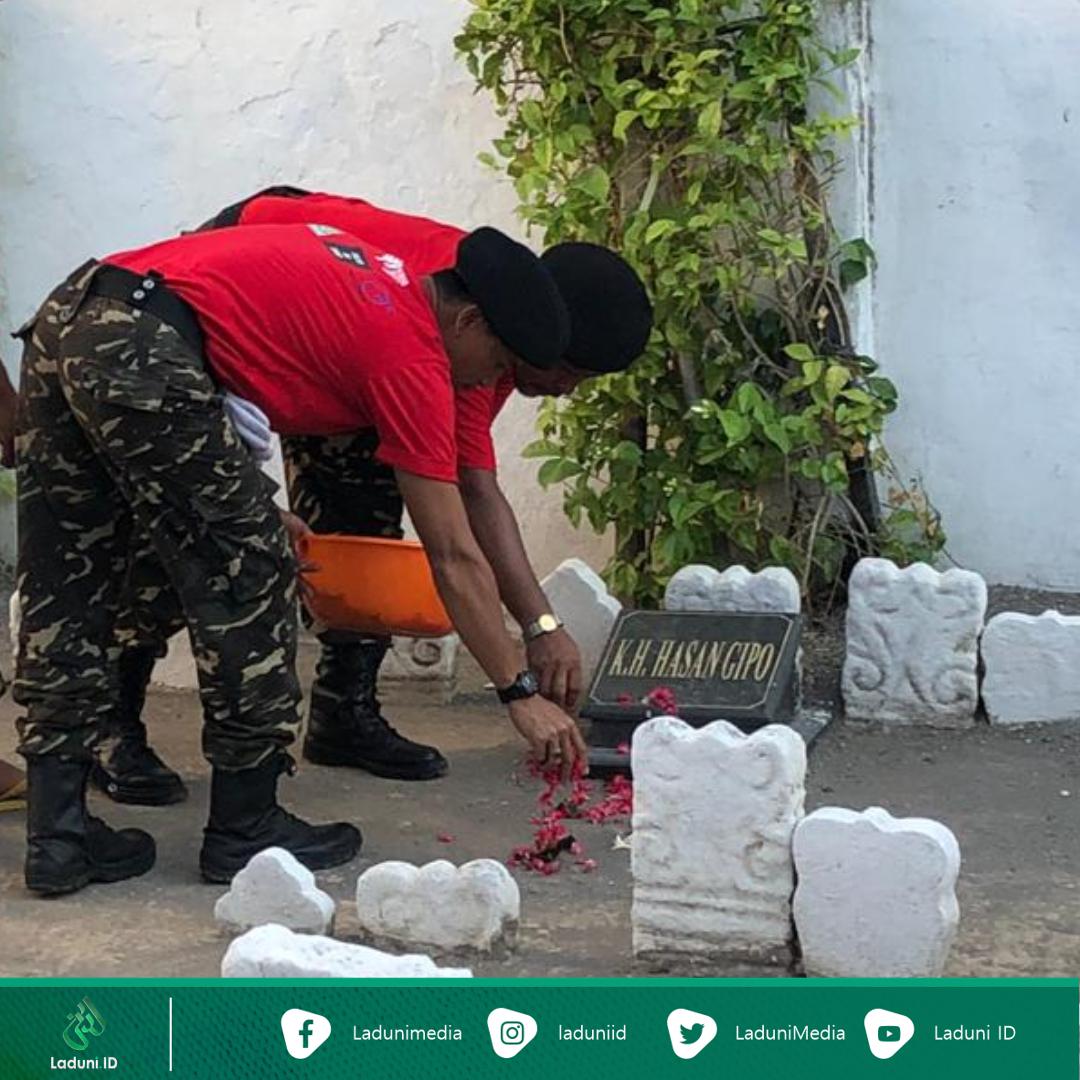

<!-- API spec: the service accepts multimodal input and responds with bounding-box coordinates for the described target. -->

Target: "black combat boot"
[302,639,448,780]
[198,752,362,883]
[91,645,188,806]
[25,755,156,896]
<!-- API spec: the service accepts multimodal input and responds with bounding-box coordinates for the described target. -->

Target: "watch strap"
[497,670,539,704]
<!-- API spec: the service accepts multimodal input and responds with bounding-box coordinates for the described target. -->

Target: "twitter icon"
[666,1008,718,1060]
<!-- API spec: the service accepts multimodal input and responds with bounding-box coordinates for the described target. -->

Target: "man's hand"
[507,695,588,780]
[279,509,312,550]
[526,628,583,712]
[279,510,319,602]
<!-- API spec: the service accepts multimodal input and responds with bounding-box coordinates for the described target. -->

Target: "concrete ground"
[1,669,1077,978]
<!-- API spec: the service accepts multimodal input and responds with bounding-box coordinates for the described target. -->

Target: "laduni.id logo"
[281,1009,332,1060]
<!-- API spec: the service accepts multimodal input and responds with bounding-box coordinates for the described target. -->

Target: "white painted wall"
[0,0,608,579]
[867,0,1080,589]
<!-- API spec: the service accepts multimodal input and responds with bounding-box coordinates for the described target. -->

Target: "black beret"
[455,227,570,370]
[541,242,653,373]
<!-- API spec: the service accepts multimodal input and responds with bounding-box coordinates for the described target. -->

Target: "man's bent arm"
[459,466,584,709]
[458,466,550,628]
[397,470,526,687]
[396,469,587,771]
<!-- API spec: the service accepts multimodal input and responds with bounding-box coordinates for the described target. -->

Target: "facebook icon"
[281,1009,332,1060]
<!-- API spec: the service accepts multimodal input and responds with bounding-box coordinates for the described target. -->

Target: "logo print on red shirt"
[324,242,369,270]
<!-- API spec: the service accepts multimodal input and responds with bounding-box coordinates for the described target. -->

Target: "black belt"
[88,265,204,355]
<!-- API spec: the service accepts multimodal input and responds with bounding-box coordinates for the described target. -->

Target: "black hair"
[432,268,473,306]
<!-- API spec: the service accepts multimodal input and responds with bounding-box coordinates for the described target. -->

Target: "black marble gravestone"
[581,609,802,770]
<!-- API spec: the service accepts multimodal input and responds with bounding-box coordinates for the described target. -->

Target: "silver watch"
[523,612,563,642]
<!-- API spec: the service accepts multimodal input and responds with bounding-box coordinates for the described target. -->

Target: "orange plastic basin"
[298,534,452,638]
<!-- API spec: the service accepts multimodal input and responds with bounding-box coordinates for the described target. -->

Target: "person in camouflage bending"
[12,221,583,895]
[82,189,654,807]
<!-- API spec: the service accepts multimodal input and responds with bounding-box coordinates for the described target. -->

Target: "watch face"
[538,613,559,632]
[520,670,540,695]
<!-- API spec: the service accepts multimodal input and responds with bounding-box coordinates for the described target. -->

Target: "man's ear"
[453,301,486,335]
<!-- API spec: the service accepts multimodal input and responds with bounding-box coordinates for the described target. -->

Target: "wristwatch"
[523,612,563,643]
[497,670,540,704]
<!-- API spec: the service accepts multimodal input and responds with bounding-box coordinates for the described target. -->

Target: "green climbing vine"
[457,0,944,607]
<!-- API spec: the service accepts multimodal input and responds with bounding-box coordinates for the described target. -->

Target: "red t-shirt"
[236,191,515,471]
[104,223,460,482]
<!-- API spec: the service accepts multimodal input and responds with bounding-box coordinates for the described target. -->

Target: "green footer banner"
[1,979,1076,1079]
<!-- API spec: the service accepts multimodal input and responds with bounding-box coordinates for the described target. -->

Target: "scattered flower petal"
[507,752,634,875]
[645,686,679,716]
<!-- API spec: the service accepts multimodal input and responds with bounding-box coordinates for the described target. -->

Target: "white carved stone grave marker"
[665,564,801,614]
[631,716,805,966]
[842,558,986,726]
[981,611,1080,725]
[355,859,519,952]
[221,924,473,978]
[540,558,622,685]
[793,807,960,977]
[213,847,335,935]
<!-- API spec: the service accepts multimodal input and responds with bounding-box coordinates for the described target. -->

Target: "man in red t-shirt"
[89,189,653,802]
[12,222,586,896]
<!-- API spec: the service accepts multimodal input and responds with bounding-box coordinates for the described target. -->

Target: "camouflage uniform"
[14,262,301,770]
[108,430,405,739]
[112,430,404,651]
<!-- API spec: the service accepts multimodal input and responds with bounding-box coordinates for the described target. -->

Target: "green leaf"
[734,381,766,417]
[839,258,868,290]
[574,164,611,201]
[824,364,850,401]
[520,99,544,131]
[644,219,678,243]
[783,342,815,362]
[762,421,791,453]
[697,100,722,138]
[610,439,644,464]
[867,376,898,404]
[613,110,638,141]
[839,387,874,406]
[521,439,560,459]
[537,458,582,486]
[719,410,752,444]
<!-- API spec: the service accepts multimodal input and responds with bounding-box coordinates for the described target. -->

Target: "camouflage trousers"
[116,429,406,653]
[13,262,301,770]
